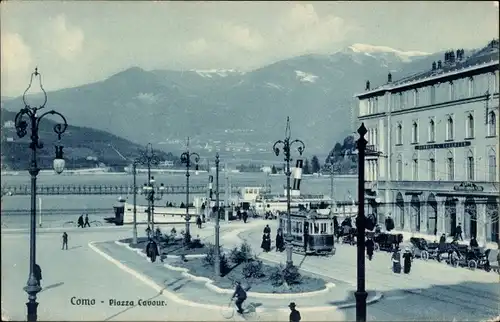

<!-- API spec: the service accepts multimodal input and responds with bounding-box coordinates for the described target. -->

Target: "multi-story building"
[355,40,499,246]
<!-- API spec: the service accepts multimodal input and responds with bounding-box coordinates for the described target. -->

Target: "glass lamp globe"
[53,158,65,174]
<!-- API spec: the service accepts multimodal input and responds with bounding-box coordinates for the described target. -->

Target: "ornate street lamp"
[180,137,199,243]
[272,117,305,268]
[142,176,165,235]
[15,68,68,322]
[214,153,221,277]
[137,143,160,233]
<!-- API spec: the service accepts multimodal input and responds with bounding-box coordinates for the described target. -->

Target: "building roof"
[355,39,499,98]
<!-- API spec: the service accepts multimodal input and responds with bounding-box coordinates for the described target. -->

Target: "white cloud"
[47,14,84,60]
[221,22,265,52]
[1,32,32,94]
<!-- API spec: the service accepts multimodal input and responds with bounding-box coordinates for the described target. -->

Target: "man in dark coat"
[261,233,271,252]
[196,216,202,229]
[289,302,301,322]
[264,224,271,235]
[232,281,247,314]
[469,236,479,248]
[34,263,42,287]
[455,223,463,241]
[146,239,159,262]
[84,214,90,227]
[242,211,248,223]
[437,233,447,262]
[333,216,340,242]
[403,248,413,274]
[366,237,375,261]
[62,232,68,250]
[77,215,84,228]
[276,229,284,252]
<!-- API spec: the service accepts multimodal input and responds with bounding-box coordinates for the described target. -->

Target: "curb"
[162,262,337,299]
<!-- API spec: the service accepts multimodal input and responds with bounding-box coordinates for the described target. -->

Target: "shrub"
[269,264,302,286]
[229,242,253,265]
[242,258,264,279]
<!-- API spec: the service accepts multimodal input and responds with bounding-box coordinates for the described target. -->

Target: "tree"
[271,165,277,174]
[303,159,311,174]
[311,155,321,173]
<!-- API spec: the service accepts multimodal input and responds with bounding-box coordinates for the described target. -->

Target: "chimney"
[388,72,392,83]
[449,50,455,63]
[432,61,436,70]
[437,60,442,69]
[456,49,461,61]
[444,51,449,62]
[365,80,370,91]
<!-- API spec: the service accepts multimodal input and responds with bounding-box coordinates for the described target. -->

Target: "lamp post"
[142,176,165,234]
[328,155,335,200]
[214,153,221,277]
[139,143,159,233]
[180,137,200,243]
[355,123,368,322]
[272,116,305,268]
[15,68,68,322]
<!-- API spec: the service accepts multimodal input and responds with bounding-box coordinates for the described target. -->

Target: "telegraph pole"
[214,153,221,277]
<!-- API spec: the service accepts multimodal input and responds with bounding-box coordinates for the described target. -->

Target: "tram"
[278,209,336,256]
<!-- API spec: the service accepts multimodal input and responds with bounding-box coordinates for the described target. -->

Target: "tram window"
[320,223,327,234]
[299,222,303,233]
[314,223,319,234]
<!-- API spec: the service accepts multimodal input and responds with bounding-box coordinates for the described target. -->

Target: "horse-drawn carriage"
[279,209,336,256]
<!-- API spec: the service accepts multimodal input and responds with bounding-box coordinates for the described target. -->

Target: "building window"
[399,92,405,109]
[429,119,435,142]
[412,122,418,143]
[446,116,454,140]
[489,152,497,182]
[466,113,474,138]
[396,123,403,144]
[429,155,436,181]
[447,152,454,181]
[489,111,497,136]
[374,97,378,113]
[397,160,403,181]
[412,156,418,180]
[468,76,474,97]
[414,89,419,107]
[449,81,455,100]
[430,85,436,104]
[467,151,475,181]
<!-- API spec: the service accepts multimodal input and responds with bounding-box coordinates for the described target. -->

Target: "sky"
[1,1,499,97]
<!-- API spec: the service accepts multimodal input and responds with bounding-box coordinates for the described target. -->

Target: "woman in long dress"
[403,248,413,274]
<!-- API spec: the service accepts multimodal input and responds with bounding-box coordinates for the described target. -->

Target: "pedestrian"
[470,236,479,248]
[288,302,301,322]
[276,228,284,252]
[146,238,159,263]
[34,263,42,287]
[84,214,90,228]
[145,226,151,238]
[366,237,375,261]
[261,232,271,252]
[202,213,206,223]
[196,216,202,229]
[403,248,413,274]
[242,211,248,223]
[437,233,447,262]
[391,246,401,274]
[62,232,68,250]
[263,224,271,235]
[77,215,84,228]
[304,223,309,252]
[333,216,339,242]
[455,223,463,241]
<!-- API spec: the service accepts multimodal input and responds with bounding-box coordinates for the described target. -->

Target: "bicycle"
[62,220,103,228]
[220,298,256,319]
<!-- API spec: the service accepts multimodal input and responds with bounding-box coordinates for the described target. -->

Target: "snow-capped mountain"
[1,43,454,151]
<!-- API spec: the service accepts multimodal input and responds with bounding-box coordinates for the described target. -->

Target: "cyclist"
[231,281,247,314]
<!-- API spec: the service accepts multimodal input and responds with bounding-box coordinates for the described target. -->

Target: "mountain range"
[1,43,469,154]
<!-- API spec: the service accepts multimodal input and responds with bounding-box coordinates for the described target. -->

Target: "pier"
[1,184,271,196]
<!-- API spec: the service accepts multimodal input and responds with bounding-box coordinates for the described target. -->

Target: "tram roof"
[260,194,329,200]
[289,209,332,219]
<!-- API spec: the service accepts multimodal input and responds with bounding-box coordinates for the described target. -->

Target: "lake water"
[1,172,357,228]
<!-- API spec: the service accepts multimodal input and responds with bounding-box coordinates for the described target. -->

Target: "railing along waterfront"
[1,184,271,196]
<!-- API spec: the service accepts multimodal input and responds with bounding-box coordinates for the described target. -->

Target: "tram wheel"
[421,250,429,261]
[468,260,477,270]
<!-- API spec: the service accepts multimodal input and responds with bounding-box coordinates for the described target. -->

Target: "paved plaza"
[2,219,499,321]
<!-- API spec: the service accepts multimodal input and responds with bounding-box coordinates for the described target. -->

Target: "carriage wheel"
[467,260,477,270]
[421,250,429,261]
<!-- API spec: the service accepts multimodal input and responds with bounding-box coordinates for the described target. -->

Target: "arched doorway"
[445,197,457,237]
[411,195,421,232]
[396,192,405,230]
[464,196,477,239]
[427,193,437,235]
[486,197,499,243]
